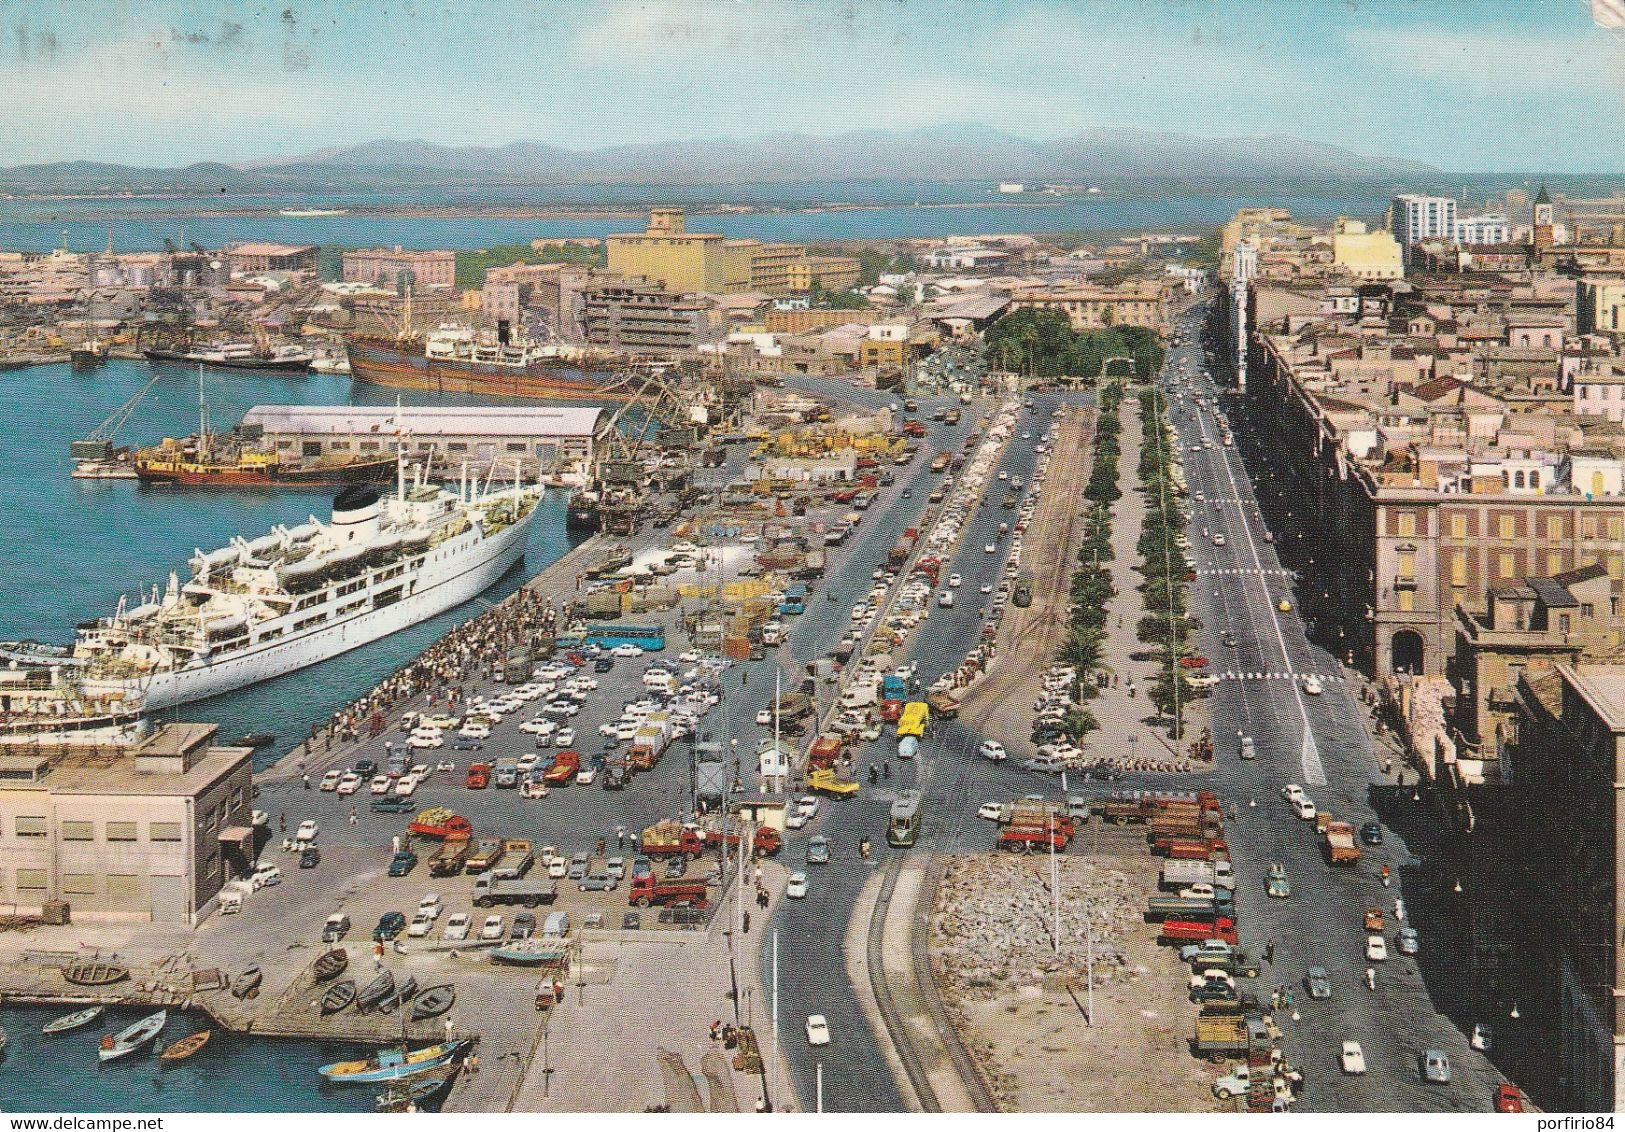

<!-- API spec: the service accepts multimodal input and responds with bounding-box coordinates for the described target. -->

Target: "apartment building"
[607,210,857,297]
[1007,278,1175,333]
[581,278,720,356]
[342,246,457,289]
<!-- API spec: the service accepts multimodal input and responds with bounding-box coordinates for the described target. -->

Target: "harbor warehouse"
[0,725,253,926]
[241,405,606,474]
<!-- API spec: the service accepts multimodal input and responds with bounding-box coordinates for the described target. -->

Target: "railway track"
[864,855,939,1111]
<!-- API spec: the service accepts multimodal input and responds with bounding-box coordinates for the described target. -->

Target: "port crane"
[70,371,164,461]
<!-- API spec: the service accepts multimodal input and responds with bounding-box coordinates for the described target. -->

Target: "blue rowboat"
[318,1038,470,1084]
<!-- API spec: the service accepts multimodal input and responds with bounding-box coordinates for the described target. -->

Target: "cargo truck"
[429,840,471,877]
[490,839,535,881]
[629,876,711,909]
[1146,894,1236,922]
[1192,1015,1272,1062]
[463,836,503,874]
[808,735,843,770]
[925,691,960,719]
[1323,821,1362,866]
[881,674,908,702]
[999,822,1070,853]
[1158,859,1236,892]
[897,701,930,738]
[472,872,559,909]
[1160,917,1238,946]
[641,820,708,861]
[808,768,860,796]
[408,808,472,841]
[1190,949,1261,979]
[1152,835,1229,859]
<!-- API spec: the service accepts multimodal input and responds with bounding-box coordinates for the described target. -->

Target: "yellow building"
[1331,217,1404,280]
[1578,274,1625,338]
[1009,279,1173,333]
[607,210,858,296]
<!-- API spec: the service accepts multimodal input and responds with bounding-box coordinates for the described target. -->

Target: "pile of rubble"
[930,853,1146,1000]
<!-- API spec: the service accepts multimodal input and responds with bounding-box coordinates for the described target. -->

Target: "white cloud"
[1345,24,1625,95]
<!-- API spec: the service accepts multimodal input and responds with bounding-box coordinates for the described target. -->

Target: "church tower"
[1532,185,1554,251]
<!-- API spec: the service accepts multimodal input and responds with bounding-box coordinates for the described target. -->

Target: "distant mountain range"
[0,125,1442,195]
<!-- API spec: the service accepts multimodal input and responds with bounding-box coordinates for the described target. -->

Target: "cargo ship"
[1,462,539,713]
[134,437,396,489]
[346,325,637,401]
[143,341,314,372]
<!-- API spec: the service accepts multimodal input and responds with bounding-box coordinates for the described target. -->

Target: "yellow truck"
[808,768,860,797]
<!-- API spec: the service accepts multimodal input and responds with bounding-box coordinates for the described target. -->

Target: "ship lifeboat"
[206,615,246,637]
[245,533,282,558]
[278,559,326,593]
[122,602,161,622]
[191,546,239,574]
[324,547,368,579]
[364,534,403,564]
[401,529,433,551]
[286,523,319,542]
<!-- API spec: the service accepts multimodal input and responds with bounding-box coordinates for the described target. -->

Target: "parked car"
[579,872,618,892]
[1366,935,1388,962]
[1305,966,1332,1000]
[479,914,505,941]
[1421,1050,1452,1084]
[1359,821,1384,846]
[786,872,808,899]
[441,912,472,941]
[805,1015,831,1046]
[1396,926,1420,955]
[1340,1041,1367,1075]
[978,740,1007,761]
[373,912,406,941]
[510,911,537,940]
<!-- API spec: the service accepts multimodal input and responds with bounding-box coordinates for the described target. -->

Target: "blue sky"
[4,0,1622,172]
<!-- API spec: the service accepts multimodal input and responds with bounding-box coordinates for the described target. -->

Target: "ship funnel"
[332,485,382,545]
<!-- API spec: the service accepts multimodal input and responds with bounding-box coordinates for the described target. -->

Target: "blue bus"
[584,624,666,652]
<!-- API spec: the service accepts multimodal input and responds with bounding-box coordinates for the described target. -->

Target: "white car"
[796,795,819,819]
[479,914,505,941]
[785,809,810,831]
[441,912,472,941]
[1303,675,1324,695]
[569,676,598,692]
[679,650,703,663]
[978,740,1008,761]
[980,583,993,594]
[520,717,551,735]
[515,753,541,773]
[1341,1041,1367,1075]
[598,722,621,738]
[786,872,808,899]
[756,709,773,726]
[978,801,1006,821]
[1366,935,1388,962]
[998,470,1009,481]
[985,543,997,554]
[409,764,429,780]
[320,770,343,791]
[394,776,418,797]
[1212,534,1226,546]
[610,644,645,658]
[575,767,597,786]
[336,772,362,795]
[407,729,444,750]
[369,774,393,795]
[553,728,575,747]
[1280,784,1305,803]
[805,1014,831,1046]
[614,721,641,741]
[948,573,962,588]
[407,911,436,937]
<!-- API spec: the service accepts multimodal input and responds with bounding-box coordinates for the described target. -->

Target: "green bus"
[887,789,923,848]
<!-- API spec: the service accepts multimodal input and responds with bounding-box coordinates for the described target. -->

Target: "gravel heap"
[931,853,1145,1000]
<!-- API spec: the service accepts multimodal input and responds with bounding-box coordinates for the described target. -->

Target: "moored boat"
[320,979,357,1015]
[355,970,395,1014]
[345,330,634,401]
[489,938,568,967]
[376,1067,456,1111]
[231,965,262,999]
[64,960,129,987]
[318,1039,469,1084]
[377,974,418,1015]
[239,732,278,748]
[43,1005,104,1034]
[159,1029,211,1063]
[410,984,455,1022]
[313,948,349,982]
[98,1010,167,1063]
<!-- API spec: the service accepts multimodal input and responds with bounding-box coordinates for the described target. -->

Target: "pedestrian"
[468,1053,480,1076]
[616,826,626,849]
[597,837,606,856]
[742,911,751,934]
[1264,941,1275,965]
[1270,989,1280,1010]
[302,773,311,790]
[349,807,358,826]
[278,813,286,834]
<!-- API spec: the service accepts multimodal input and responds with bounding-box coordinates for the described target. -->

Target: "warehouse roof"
[241,405,605,437]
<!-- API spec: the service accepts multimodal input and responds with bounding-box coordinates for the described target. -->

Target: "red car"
[1493,1083,1523,1113]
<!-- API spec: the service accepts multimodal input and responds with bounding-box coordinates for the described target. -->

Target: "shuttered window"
[62,874,96,896]
[106,822,138,842]
[106,875,140,902]
[149,822,182,842]
[15,816,47,839]
[15,869,46,892]
[61,821,93,842]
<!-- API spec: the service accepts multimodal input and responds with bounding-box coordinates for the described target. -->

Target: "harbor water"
[0,358,586,763]
[0,1003,393,1113]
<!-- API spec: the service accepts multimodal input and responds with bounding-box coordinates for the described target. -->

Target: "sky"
[3,0,1623,173]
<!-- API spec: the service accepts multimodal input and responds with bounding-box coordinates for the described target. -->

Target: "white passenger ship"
[7,461,538,714]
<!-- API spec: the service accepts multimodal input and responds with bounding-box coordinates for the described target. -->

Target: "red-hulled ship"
[345,326,639,401]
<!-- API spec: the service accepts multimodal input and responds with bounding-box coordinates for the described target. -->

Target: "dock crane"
[69,371,164,461]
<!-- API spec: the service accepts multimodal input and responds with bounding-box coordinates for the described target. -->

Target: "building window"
[61,874,95,896]
[1451,553,1467,586]
[1583,603,1596,618]
[1546,515,1563,540]
[149,822,182,842]
[1397,512,1416,537]
[1398,590,1416,612]
[15,816,47,839]
[1499,515,1516,540]
[1449,515,1467,539]
[1547,552,1563,574]
[1583,516,1599,539]
[106,875,140,902]
[1498,552,1515,579]
[15,869,46,893]
[61,821,93,841]
[1398,552,1416,580]
[106,821,138,842]
[1610,517,1623,541]
[1559,613,1572,633]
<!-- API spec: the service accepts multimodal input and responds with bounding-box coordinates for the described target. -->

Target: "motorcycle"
[859,837,872,860]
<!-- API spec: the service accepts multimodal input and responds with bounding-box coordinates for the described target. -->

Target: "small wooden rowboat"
[410,984,455,1022]
[231,965,263,999]
[64,960,129,987]
[320,979,357,1015]
[98,1010,166,1063]
[355,970,395,1014]
[159,1030,212,1063]
[313,948,348,982]
[377,975,418,1015]
[43,1005,104,1034]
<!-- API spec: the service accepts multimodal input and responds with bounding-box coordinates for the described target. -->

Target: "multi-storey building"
[1390,194,1458,261]
[581,278,720,356]
[1007,279,1175,333]
[342,246,457,289]
[1456,213,1512,246]
[607,210,857,297]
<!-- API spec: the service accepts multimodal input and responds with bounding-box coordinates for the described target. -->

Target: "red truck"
[1160,916,1239,946]
[543,749,580,785]
[407,808,473,841]
[641,820,707,860]
[703,824,782,856]
[1000,823,1071,853]
[465,762,492,790]
[629,876,711,909]
[1152,835,1230,859]
[808,735,843,770]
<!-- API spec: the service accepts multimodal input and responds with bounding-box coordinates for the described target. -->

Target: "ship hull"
[84,509,535,712]
[142,348,310,373]
[135,458,396,490]
[345,338,636,401]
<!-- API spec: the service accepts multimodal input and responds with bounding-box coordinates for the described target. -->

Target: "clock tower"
[1532,185,1554,251]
